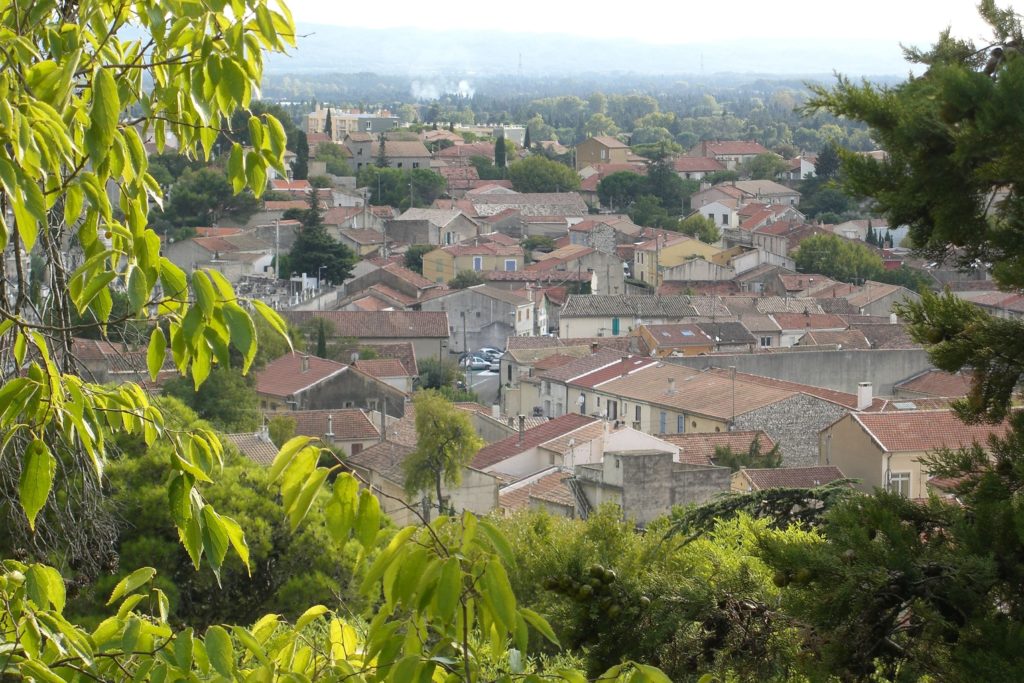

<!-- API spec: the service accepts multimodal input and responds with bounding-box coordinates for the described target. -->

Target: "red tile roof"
[471,414,599,469]
[194,226,244,238]
[285,310,450,338]
[740,466,847,490]
[851,410,1012,453]
[353,358,411,379]
[273,409,380,441]
[360,342,419,377]
[255,354,348,398]
[499,468,576,511]
[642,323,716,348]
[537,349,624,383]
[225,432,279,466]
[657,431,777,467]
[570,356,659,389]
[770,312,848,331]
[895,370,973,398]
[347,440,415,484]
[673,156,725,173]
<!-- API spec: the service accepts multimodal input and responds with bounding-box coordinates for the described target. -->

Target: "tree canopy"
[508,155,580,192]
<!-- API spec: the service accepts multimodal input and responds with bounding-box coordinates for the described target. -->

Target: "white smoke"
[410,79,475,101]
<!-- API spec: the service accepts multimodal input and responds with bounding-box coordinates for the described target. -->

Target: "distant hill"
[267,24,912,78]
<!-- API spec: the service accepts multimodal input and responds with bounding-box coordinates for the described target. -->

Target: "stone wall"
[734,393,848,467]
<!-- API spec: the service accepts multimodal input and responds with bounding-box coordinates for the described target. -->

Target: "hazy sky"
[289,1,994,46]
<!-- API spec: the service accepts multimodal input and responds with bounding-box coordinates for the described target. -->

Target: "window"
[507,364,512,381]
[659,411,667,433]
[343,401,354,408]
[635,405,641,421]
[541,380,549,395]
[608,400,617,420]
[472,256,483,271]
[396,162,403,168]
[888,471,911,497]
[526,309,530,319]
[504,259,517,271]
[412,162,420,168]
[721,213,729,225]
[600,149,608,160]
[677,415,685,433]
[760,336,772,347]
[612,317,620,335]
[579,395,586,414]
[517,310,522,322]
[367,399,378,411]
[351,443,363,455]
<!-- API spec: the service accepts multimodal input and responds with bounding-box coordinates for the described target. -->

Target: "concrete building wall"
[734,393,848,468]
[819,414,885,493]
[661,259,735,282]
[300,370,408,417]
[666,349,933,396]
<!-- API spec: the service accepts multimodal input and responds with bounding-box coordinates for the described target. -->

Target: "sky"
[288,0,995,46]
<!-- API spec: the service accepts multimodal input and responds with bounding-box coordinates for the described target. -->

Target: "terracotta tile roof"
[850,410,1013,453]
[360,342,419,377]
[471,414,599,469]
[272,409,380,440]
[657,431,777,467]
[537,349,624,383]
[194,226,244,237]
[560,294,711,319]
[284,310,450,338]
[798,329,872,350]
[370,140,430,158]
[271,179,312,191]
[479,231,519,246]
[770,312,848,331]
[263,199,311,211]
[569,356,658,389]
[694,140,770,156]
[540,421,607,456]
[380,262,439,290]
[339,228,385,245]
[353,358,411,379]
[658,281,741,297]
[895,370,973,398]
[740,466,847,490]
[437,141,497,159]
[532,353,582,371]
[598,365,794,421]
[642,323,715,348]
[587,135,630,149]
[673,156,726,173]
[225,432,279,466]
[850,323,920,350]
[347,440,415,484]
[499,468,576,511]
[255,354,348,398]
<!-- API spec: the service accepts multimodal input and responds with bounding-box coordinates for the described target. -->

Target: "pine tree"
[375,132,388,168]
[494,134,506,168]
[292,131,309,180]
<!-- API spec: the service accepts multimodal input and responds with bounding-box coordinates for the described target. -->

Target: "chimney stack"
[591,342,599,354]
[667,377,676,395]
[325,413,335,439]
[518,415,525,444]
[856,382,873,411]
[301,354,310,372]
[621,356,630,376]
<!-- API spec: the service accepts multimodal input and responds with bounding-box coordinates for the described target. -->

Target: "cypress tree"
[292,131,309,180]
[494,135,506,168]
[324,108,332,140]
[523,126,531,150]
[375,133,388,168]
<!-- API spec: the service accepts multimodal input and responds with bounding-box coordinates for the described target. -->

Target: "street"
[466,370,500,408]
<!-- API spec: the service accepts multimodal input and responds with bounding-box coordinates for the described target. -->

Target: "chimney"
[491,403,500,419]
[518,415,525,444]
[591,342,599,353]
[301,354,310,372]
[621,356,630,376]
[325,413,335,439]
[667,377,676,395]
[856,382,873,411]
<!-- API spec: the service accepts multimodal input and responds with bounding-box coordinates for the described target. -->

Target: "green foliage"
[162,367,261,433]
[449,269,486,289]
[357,165,446,209]
[597,171,647,211]
[268,415,297,448]
[315,142,354,176]
[418,357,461,390]
[401,391,485,514]
[712,435,782,471]
[308,174,332,188]
[287,219,358,285]
[293,130,309,180]
[508,155,580,193]
[814,141,841,179]
[469,154,505,180]
[679,213,721,244]
[404,243,435,274]
[494,135,507,168]
[152,167,261,238]
[741,152,789,180]
[793,233,885,283]
[629,195,676,229]
[522,235,556,253]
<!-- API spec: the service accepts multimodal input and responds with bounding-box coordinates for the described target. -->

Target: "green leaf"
[434,557,461,622]
[287,466,329,530]
[325,473,359,542]
[26,564,66,612]
[220,514,250,572]
[20,438,55,531]
[159,257,188,301]
[88,67,119,161]
[127,263,149,313]
[635,664,673,683]
[13,331,26,366]
[228,143,245,193]
[191,270,215,316]
[251,299,291,349]
[556,672,588,683]
[477,518,515,567]
[520,608,559,647]
[247,117,265,149]
[355,489,380,550]
[75,271,116,314]
[482,558,517,632]
[268,435,312,481]
[222,303,256,374]
[201,506,230,574]
[205,625,234,678]
[296,605,329,630]
[64,182,84,225]
[107,567,157,606]
[231,626,268,664]
[245,151,267,198]
[147,327,167,382]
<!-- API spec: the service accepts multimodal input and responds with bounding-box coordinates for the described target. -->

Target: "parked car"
[461,356,490,371]
[478,347,503,361]
[488,358,501,372]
